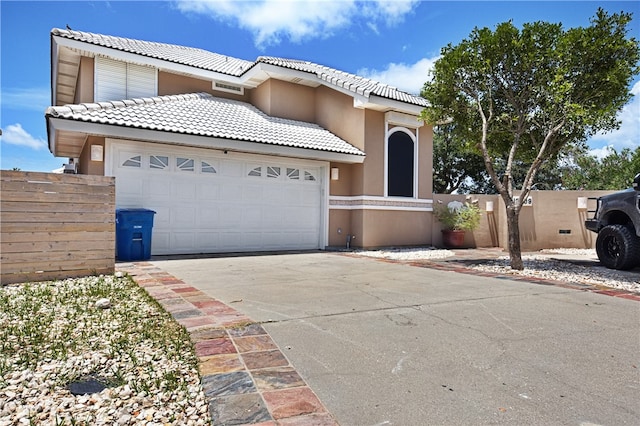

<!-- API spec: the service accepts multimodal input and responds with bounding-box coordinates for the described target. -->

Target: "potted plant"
[433,199,482,247]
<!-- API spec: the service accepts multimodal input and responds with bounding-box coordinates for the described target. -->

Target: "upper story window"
[387,129,416,198]
[95,57,157,102]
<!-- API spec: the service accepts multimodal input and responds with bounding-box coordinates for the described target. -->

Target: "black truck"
[585,173,640,270]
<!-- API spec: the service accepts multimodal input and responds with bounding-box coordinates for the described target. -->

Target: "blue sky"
[1,0,639,172]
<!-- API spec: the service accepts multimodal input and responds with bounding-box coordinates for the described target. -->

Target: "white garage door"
[109,141,326,255]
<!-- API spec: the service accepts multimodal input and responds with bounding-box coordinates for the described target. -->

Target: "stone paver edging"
[117,262,337,426]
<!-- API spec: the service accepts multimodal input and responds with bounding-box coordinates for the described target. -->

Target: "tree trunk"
[505,205,524,270]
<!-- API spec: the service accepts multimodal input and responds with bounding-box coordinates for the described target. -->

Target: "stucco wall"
[329,162,353,196]
[78,136,105,176]
[358,209,432,248]
[158,71,249,101]
[362,110,385,196]
[328,209,352,247]
[498,190,614,251]
[315,86,365,151]
[158,71,211,96]
[432,194,498,248]
[249,79,316,122]
[76,57,94,104]
[433,191,616,251]
[417,126,433,200]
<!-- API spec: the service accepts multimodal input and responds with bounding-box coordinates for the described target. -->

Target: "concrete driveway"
[152,252,639,425]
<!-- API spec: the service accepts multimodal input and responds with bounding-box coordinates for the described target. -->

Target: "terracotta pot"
[441,229,465,248]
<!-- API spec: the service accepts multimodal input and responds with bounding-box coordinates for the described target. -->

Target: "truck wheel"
[595,224,640,270]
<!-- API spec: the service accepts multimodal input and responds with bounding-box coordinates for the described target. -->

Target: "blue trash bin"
[115,208,156,261]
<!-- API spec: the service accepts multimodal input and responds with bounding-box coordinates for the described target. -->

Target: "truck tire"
[595,224,640,270]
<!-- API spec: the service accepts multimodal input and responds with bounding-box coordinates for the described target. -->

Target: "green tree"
[432,123,486,193]
[421,9,639,269]
[562,146,640,190]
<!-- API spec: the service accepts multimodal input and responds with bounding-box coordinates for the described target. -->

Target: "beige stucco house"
[46,28,434,255]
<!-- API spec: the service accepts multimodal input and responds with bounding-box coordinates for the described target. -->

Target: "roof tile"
[53,29,427,108]
[52,28,253,76]
[46,93,365,157]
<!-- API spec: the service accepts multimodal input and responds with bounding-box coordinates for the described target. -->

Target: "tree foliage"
[422,9,639,269]
[432,123,486,194]
[561,146,640,190]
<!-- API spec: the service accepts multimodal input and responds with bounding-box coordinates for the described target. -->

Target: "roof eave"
[46,117,366,164]
[51,34,249,86]
[354,94,427,117]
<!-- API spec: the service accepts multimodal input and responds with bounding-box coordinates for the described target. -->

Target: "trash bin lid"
[116,208,156,213]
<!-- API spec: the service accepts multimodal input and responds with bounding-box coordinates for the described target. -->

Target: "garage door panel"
[263,209,283,227]
[242,208,263,228]
[221,184,243,201]
[152,231,170,253]
[285,207,316,225]
[243,185,263,202]
[113,142,324,254]
[219,205,242,227]
[199,183,220,200]
[172,232,196,251]
[147,179,171,198]
[302,188,321,205]
[241,232,263,248]
[198,207,219,226]
[221,160,243,177]
[219,232,243,250]
[263,186,285,204]
[151,206,171,227]
[196,232,219,249]
[172,207,196,226]
[174,181,197,200]
[300,232,320,247]
[118,177,143,197]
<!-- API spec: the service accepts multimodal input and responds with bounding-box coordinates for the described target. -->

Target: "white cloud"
[362,0,416,25]
[588,80,640,152]
[358,56,439,95]
[588,145,615,160]
[0,123,47,150]
[2,87,50,112]
[174,0,419,47]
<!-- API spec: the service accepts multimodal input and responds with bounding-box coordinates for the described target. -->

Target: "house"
[46,29,434,255]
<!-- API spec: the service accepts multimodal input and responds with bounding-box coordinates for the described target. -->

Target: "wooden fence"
[1,171,115,285]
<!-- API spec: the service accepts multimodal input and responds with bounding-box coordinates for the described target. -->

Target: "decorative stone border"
[117,262,338,426]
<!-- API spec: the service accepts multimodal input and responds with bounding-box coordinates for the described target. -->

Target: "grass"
[0,274,209,425]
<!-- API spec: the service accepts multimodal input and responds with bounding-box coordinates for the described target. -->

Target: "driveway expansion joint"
[117,262,338,426]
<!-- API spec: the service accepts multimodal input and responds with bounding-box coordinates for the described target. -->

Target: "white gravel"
[355,247,640,294]
[0,275,210,426]
[354,247,456,260]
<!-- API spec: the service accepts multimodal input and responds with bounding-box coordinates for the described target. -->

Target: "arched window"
[387,130,415,197]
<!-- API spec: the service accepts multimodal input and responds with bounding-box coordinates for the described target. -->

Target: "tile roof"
[51,28,253,76]
[52,28,427,107]
[46,92,366,157]
[256,57,428,107]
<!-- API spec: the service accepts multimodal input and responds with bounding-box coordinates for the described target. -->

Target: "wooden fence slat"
[1,191,115,204]
[1,211,115,224]
[1,239,115,254]
[1,231,113,243]
[1,180,116,196]
[1,201,115,213]
[1,252,115,274]
[0,170,115,186]
[1,222,115,233]
[1,171,116,285]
